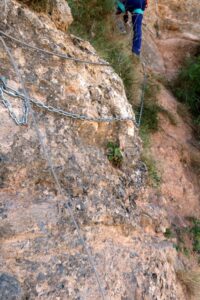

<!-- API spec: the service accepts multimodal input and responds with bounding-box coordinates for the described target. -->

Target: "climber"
[116,0,148,56]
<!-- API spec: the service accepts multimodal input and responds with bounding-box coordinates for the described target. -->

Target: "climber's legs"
[132,13,143,56]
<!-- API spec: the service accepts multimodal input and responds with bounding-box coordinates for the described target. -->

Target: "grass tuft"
[164,228,174,238]
[141,154,161,187]
[18,0,49,12]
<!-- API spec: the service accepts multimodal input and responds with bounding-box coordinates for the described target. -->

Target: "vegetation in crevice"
[18,0,49,12]
[164,217,200,299]
[173,54,200,139]
[164,217,200,257]
[139,79,162,187]
[107,141,123,167]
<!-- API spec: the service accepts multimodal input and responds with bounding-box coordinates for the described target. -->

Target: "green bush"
[68,0,115,40]
[141,154,161,187]
[107,141,123,167]
[68,0,115,33]
[167,217,200,259]
[190,219,200,253]
[164,228,174,238]
[174,55,200,125]
[19,0,49,11]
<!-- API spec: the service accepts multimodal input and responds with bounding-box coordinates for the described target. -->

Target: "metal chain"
[0,79,136,125]
[0,77,29,125]
[0,31,109,67]
[137,63,147,127]
[0,31,146,127]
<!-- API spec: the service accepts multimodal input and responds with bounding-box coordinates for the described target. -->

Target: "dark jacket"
[116,0,147,13]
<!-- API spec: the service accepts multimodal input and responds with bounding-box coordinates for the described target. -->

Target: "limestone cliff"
[142,0,200,225]
[143,0,200,78]
[0,0,199,300]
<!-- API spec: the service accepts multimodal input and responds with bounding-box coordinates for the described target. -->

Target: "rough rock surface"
[0,1,192,300]
[143,0,200,78]
[140,0,200,226]
[49,0,73,31]
[150,87,200,219]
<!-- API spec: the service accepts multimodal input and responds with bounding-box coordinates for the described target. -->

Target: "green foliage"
[164,228,174,238]
[174,55,200,126]
[103,46,134,100]
[141,154,161,187]
[173,243,183,253]
[139,80,160,134]
[107,141,123,167]
[167,217,200,260]
[141,79,177,130]
[142,103,160,132]
[190,219,200,253]
[19,0,48,11]
[68,0,115,33]
[138,80,162,187]
[183,247,190,257]
[139,82,159,146]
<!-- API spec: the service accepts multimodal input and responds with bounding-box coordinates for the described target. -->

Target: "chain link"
[0,77,29,125]
[0,78,135,125]
[0,31,145,127]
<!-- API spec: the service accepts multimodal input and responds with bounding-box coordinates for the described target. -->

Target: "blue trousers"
[132,14,143,56]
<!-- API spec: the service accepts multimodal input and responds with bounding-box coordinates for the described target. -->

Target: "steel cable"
[0,36,106,300]
[0,31,109,67]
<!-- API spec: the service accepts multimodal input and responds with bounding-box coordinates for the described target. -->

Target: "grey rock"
[0,274,21,300]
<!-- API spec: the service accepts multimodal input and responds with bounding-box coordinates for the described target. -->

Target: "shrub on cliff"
[68,0,115,35]
[174,55,200,126]
[19,0,49,11]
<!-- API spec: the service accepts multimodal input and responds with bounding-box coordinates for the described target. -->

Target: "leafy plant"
[190,219,200,253]
[141,154,161,187]
[167,217,200,261]
[164,228,174,238]
[107,141,123,167]
[173,55,200,137]
[138,79,161,145]
[19,0,49,11]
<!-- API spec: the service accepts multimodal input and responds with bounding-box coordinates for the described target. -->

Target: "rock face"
[150,87,200,219]
[4,0,73,31]
[143,0,200,78]
[0,273,21,300]
[140,0,200,224]
[49,0,73,31]
[0,1,190,300]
